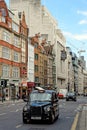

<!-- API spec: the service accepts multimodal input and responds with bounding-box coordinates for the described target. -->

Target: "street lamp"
[78,50,86,57]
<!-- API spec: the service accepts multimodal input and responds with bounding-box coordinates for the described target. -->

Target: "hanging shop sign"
[22,81,27,87]
[61,50,67,60]
[27,82,35,87]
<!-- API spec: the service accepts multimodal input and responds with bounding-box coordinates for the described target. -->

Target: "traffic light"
[1,80,7,87]
[1,80,3,85]
[4,80,7,87]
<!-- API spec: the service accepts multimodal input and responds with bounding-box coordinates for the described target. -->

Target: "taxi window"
[30,93,51,102]
[52,92,58,101]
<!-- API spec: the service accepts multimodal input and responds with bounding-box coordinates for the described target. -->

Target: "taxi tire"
[56,113,59,120]
[23,117,27,124]
[49,112,55,124]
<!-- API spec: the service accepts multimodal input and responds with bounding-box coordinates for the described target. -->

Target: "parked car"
[66,92,77,101]
[22,88,59,124]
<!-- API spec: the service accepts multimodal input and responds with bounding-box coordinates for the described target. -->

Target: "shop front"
[27,82,35,95]
[19,82,35,98]
[19,81,27,99]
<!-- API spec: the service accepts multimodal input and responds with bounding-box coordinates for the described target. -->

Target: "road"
[0,96,87,130]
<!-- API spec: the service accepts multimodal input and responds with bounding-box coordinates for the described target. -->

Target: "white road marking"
[75,105,82,112]
[10,109,20,113]
[16,109,19,112]
[66,116,71,118]
[16,124,22,128]
[10,110,16,113]
[0,113,6,116]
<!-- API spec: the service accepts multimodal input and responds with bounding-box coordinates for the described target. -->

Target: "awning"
[27,82,35,87]
[22,81,27,86]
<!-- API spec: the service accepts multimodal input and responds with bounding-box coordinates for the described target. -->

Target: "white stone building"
[27,43,34,82]
[9,0,67,92]
[66,47,75,92]
[78,65,84,95]
[10,0,42,37]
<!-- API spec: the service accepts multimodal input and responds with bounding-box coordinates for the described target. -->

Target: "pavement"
[0,99,24,106]
[76,104,87,130]
[71,104,87,130]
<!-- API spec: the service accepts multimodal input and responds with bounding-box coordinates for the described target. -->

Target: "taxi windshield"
[30,93,51,102]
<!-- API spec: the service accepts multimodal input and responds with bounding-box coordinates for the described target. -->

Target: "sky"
[5,0,87,64]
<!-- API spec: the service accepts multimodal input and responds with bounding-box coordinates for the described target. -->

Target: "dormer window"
[0,8,6,17]
[1,16,5,22]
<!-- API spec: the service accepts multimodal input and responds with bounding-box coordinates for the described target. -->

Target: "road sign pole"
[1,85,3,103]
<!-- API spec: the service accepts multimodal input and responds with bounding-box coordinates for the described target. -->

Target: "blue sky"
[5,0,87,63]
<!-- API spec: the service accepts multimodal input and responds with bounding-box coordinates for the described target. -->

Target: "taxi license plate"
[31,117,41,120]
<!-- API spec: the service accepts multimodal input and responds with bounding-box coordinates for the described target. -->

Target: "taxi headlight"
[44,107,50,112]
[47,107,50,111]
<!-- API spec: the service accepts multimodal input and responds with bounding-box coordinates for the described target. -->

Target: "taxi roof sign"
[35,87,45,92]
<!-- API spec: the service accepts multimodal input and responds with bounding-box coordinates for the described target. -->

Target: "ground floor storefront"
[0,81,35,101]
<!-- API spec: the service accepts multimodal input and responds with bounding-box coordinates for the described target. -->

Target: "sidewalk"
[76,104,87,130]
[0,99,23,106]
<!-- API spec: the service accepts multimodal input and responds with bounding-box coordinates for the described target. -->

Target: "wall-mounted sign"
[61,50,67,60]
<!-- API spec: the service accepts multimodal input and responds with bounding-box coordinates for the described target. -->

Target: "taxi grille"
[30,106,42,116]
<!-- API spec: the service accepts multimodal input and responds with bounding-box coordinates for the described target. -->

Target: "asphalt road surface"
[0,96,87,130]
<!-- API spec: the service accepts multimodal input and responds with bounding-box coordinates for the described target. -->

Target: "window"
[22,39,25,48]
[30,93,51,102]
[34,43,38,48]
[35,65,38,72]
[35,77,39,82]
[1,16,5,23]
[12,22,19,33]
[13,35,19,47]
[35,54,38,60]
[52,93,57,101]
[21,40,26,63]
[0,8,6,17]
[44,60,47,67]
[2,47,10,59]
[2,65,10,77]
[3,31,10,43]
[22,52,25,63]
[12,67,19,78]
[13,51,18,62]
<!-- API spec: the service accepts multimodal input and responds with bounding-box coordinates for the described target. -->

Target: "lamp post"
[1,80,7,102]
[1,85,4,102]
[78,50,86,58]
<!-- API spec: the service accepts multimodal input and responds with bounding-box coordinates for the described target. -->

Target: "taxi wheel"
[56,113,59,120]
[49,112,55,124]
[23,117,27,124]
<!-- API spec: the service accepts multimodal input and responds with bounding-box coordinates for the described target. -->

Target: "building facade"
[10,0,42,37]
[0,0,28,100]
[9,0,67,92]
[66,47,74,91]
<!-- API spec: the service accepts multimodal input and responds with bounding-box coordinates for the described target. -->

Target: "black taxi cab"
[22,87,59,124]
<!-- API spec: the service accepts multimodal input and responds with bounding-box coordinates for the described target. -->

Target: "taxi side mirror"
[23,98,28,102]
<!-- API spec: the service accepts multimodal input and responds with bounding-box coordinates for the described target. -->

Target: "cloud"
[63,31,87,40]
[79,20,87,25]
[77,10,87,16]
[63,32,73,38]
[74,34,87,40]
